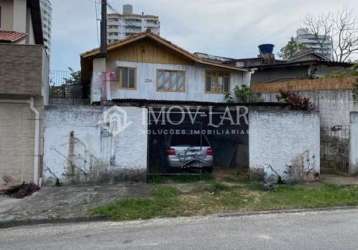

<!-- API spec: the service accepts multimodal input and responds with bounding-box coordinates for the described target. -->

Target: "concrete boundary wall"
[350,112,358,175]
[249,110,320,182]
[43,105,148,184]
[260,90,358,128]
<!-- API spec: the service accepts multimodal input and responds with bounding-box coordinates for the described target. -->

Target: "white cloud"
[51,0,358,70]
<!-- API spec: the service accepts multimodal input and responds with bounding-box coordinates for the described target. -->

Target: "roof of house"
[287,51,329,63]
[195,50,353,70]
[0,31,27,43]
[81,31,248,72]
[193,52,236,64]
[252,59,353,70]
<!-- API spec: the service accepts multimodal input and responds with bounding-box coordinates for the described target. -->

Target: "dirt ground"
[0,184,151,224]
[320,174,358,186]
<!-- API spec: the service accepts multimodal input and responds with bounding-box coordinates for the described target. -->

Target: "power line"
[107,2,120,14]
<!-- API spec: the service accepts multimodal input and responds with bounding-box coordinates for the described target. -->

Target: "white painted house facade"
[81,31,251,104]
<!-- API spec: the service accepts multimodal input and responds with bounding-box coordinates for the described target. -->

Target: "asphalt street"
[1,209,358,250]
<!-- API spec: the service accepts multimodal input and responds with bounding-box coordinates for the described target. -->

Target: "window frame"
[205,70,231,94]
[156,69,186,93]
[117,66,137,90]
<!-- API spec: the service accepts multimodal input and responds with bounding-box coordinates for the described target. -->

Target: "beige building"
[0,0,48,186]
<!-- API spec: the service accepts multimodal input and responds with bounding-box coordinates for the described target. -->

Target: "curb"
[1,206,358,229]
[0,216,110,229]
[217,206,358,218]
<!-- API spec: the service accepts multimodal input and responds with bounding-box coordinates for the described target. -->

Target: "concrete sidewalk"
[0,184,151,226]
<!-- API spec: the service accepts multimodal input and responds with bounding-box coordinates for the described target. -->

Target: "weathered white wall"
[43,105,148,184]
[350,112,358,175]
[249,110,320,182]
[262,90,355,174]
[91,61,251,103]
[261,90,358,130]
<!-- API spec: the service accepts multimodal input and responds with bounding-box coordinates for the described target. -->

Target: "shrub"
[277,90,314,111]
[225,85,262,103]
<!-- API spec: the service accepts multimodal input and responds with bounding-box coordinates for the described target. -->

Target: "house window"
[117,67,136,89]
[205,71,230,93]
[157,70,185,92]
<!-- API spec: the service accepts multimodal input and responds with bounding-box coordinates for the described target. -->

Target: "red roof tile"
[0,31,27,43]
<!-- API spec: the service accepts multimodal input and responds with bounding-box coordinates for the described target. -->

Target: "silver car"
[166,134,214,171]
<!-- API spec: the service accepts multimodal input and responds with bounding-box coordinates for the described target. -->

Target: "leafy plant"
[225,85,261,103]
[63,67,81,85]
[280,37,306,59]
[277,90,314,111]
[224,92,234,103]
[234,85,253,102]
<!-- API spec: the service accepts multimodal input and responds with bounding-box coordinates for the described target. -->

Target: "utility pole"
[100,0,107,57]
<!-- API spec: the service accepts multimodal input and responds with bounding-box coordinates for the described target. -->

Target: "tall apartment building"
[39,0,52,55]
[107,4,160,43]
[295,28,334,60]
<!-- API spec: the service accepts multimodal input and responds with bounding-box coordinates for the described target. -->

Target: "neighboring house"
[196,44,352,84]
[0,0,49,186]
[107,4,160,43]
[247,54,352,84]
[81,31,250,104]
[0,0,43,44]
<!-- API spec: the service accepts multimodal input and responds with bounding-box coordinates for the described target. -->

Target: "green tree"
[64,67,81,85]
[225,85,261,103]
[280,38,306,60]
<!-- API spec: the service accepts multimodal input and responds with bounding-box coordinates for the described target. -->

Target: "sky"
[51,0,358,71]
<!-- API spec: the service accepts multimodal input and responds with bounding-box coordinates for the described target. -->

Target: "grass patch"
[92,181,358,221]
[256,184,358,210]
[206,181,232,194]
[93,186,181,221]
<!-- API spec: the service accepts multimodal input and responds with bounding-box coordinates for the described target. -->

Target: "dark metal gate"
[321,125,350,174]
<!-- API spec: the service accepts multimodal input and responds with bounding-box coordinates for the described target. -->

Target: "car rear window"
[170,135,210,146]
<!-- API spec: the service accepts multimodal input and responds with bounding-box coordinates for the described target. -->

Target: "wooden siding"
[107,38,194,67]
[251,77,357,93]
